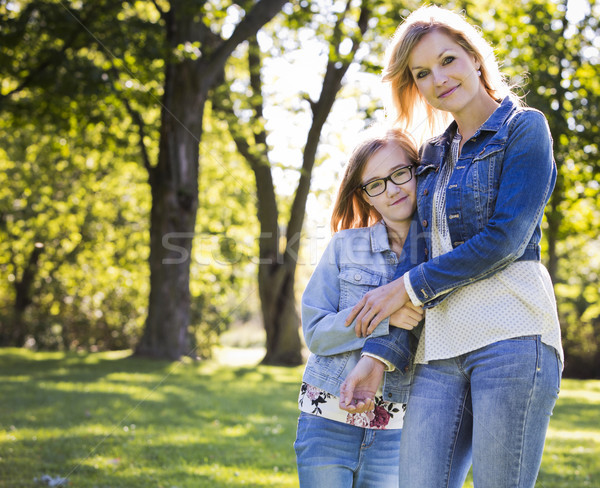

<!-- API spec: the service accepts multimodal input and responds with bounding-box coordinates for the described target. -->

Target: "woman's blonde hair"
[382,5,519,139]
[331,127,419,234]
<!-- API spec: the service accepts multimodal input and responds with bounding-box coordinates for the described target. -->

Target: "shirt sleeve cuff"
[361,352,395,372]
[404,271,423,307]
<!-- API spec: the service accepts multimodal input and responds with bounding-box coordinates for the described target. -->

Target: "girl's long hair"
[331,128,419,234]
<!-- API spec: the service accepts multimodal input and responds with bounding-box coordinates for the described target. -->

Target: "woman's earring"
[477,69,482,77]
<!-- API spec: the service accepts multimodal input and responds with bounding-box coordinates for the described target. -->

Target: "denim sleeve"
[361,326,412,372]
[362,217,425,370]
[301,233,390,357]
[409,111,557,305]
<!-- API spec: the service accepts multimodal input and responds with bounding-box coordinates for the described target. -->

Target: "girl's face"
[360,142,417,228]
[408,29,486,120]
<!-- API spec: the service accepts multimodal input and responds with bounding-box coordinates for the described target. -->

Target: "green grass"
[0,348,598,487]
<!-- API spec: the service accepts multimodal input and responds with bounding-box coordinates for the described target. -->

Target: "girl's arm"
[302,233,391,356]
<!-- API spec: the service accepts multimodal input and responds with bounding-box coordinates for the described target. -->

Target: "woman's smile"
[438,85,459,99]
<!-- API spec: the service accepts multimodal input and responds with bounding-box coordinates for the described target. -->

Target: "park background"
[1,0,599,486]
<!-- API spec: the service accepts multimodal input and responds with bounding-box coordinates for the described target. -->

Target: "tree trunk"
[134,5,203,360]
[0,243,44,347]
[134,159,199,359]
[259,262,303,365]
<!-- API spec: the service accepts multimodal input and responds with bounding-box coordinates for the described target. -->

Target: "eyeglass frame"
[360,165,414,197]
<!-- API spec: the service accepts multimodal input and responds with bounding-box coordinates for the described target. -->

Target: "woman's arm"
[409,111,556,303]
[346,111,556,333]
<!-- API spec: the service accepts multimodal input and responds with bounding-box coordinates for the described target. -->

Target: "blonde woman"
[340,6,563,487]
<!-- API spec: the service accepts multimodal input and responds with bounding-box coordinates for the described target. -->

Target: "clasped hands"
[339,278,421,413]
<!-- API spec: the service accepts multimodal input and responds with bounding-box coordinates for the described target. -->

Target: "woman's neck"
[454,94,500,143]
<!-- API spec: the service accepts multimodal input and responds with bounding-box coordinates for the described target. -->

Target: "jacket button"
[404,366,410,372]
[422,220,428,227]
[424,247,429,256]
[387,392,393,398]
[423,189,429,196]
[354,273,362,281]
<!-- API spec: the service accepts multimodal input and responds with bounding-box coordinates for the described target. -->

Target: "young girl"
[294,128,424,487]
[341,6,563,488]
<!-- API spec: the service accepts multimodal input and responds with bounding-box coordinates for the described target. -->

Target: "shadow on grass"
[2,349,599,487]
[551,398,600,432]
[1,349,302,488]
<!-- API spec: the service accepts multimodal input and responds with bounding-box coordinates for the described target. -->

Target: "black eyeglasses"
[361,166,414,197]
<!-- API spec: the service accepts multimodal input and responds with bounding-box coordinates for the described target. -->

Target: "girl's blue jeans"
[294,412,402,487]
[398,335,562,488]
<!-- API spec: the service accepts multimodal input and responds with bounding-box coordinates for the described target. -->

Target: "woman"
[295,127,424,487]
[340,6,563,488]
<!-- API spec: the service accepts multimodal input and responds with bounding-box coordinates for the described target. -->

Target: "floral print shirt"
[298,382,405,430]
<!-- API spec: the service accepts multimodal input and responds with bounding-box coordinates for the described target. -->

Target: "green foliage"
[0,115,151,350]
[0,0,261,355]
[0,349,599,487]
[190,108,260,359]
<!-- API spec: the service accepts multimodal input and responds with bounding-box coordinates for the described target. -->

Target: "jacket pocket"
[338,267,383,310]
[462,144,504,233]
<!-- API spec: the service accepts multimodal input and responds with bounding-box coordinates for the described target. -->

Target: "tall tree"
[212,0,413,364]
[1,0,288,359]
[130,0,288,360]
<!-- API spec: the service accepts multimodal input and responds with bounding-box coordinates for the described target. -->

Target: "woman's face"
[361,142,417,228]
[408,29,484,119]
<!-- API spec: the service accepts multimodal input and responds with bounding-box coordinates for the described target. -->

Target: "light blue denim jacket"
[301,219,423,403]
[409,96,557,307]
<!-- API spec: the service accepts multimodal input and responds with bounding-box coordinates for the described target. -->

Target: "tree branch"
[205,0,287,81]
[285,0,372,257]
[122,97,154,176]
[106,67,154,176]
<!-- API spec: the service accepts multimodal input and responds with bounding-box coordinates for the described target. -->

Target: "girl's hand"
[389,302,423,330]
[339,355,385,413]
[345,278,410,337]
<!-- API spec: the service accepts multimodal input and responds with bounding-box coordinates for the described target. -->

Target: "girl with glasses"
[294,127,425,487]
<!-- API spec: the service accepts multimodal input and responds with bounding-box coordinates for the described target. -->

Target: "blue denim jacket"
[409,97,557,308]
[301,218,423,403]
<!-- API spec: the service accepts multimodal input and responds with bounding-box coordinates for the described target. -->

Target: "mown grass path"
[0,348,598,487]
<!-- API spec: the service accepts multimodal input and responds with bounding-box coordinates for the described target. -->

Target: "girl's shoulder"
[329,223,382,252]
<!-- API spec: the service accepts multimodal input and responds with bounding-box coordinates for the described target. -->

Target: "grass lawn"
[0,347,598,487]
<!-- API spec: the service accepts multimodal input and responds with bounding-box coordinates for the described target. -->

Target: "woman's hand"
[389,302,423,330]
[339,355,385,413]
[345,277,410,337]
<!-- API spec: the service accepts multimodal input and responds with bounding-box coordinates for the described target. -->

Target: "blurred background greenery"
[0,0,598,377]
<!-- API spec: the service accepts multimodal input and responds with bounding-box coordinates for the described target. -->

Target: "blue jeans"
[398,336,562,488]
[294,412,402,487]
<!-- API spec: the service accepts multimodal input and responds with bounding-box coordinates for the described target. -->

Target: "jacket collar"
[369,220,392,253]
[428,96,516,148]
